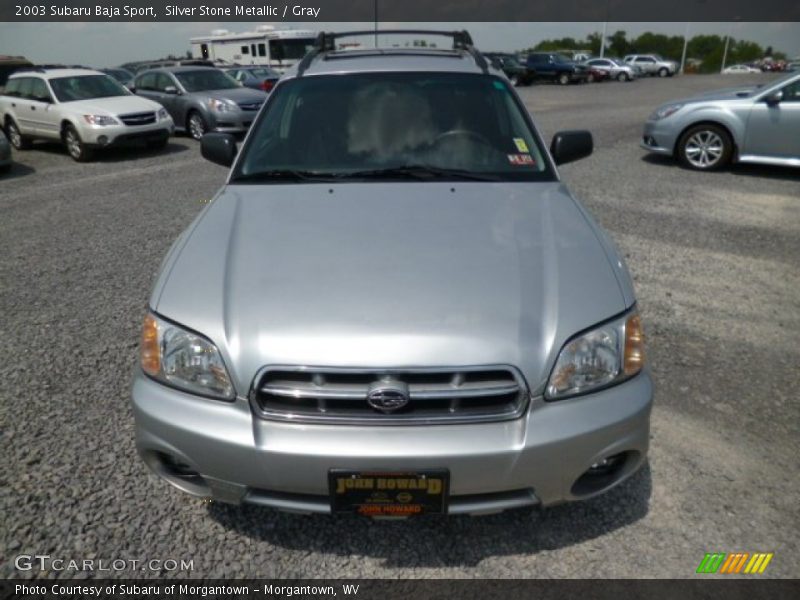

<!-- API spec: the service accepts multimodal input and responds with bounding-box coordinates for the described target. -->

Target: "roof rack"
[297,29,487,77]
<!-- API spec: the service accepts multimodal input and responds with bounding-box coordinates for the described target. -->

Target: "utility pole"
[680,22,690,74]
[600,21,607,58]
[720,34,731,73]
[374,0,378,48]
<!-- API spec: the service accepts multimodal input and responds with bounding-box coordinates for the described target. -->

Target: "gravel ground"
[1,73,798,580]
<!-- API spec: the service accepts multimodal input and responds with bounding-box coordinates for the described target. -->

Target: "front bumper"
[132,369,653,515]
[80,121,174,147]
[640,120,679,155]
[208,110,258,134]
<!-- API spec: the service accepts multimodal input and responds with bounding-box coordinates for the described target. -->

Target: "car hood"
[63,94,163,115]
[197,87,267,104]
[153,182,630,395]
[678,85,761,103]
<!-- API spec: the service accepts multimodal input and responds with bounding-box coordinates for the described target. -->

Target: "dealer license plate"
[329,470,449,516]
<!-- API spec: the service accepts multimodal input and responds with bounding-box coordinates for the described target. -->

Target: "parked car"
[0,68,174,161]
[0,128,11,172]
[100,67,136,88]
[132,30,652,517]
[221,66,281,93]
[585,65,610,83]
[584,58,638,82]
[483,52,534,86]
[526,52,589,85]
[641,71,800,170]
[722,64,761,74]
[623,54,678,77]
[133,67,267,140]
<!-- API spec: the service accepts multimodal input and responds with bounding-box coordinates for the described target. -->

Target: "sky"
[1,22,799,67]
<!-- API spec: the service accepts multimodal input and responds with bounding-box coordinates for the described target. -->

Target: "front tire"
[617,72,628,82]
[658,67,669,77]
[558,73,570,85]
[677,124,733,171]
[187,111,207,141]
[63,125,93,162]
[509,74,520,87]
[6,119,31,150]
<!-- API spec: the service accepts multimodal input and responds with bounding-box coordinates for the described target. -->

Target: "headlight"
[140,312,235,400]
[545,311,645,400]
[157,108,169,120]
[208,98,236,112]
[83,114,118,126]
[649,103,684,120]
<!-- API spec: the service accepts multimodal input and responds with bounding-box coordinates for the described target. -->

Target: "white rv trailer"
[190,26,317,72]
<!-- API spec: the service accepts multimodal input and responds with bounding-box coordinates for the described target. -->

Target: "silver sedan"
[641,72,800,170]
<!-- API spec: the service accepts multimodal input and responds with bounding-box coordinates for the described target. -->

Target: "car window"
[781,80,800,102]
[29,78,51,102]
[16,77,34,99]
[155,73,174,91]
[235,72,554,183]
[174,69,238,92]
[137,72,156,91]
[4,77,22,96]
[49,75,129,102]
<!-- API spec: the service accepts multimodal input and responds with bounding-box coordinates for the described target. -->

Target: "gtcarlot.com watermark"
[14,554,194,573]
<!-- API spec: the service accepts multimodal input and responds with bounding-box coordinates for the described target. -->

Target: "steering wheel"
[434,129,493,149]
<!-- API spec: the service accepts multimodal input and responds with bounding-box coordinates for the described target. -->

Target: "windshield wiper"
[232,169,332,183]
[331,165,500,182]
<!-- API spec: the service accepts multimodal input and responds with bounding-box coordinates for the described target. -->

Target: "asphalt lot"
[1,73,798,579]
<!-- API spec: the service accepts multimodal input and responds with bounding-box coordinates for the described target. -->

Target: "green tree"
[606,30,630,58]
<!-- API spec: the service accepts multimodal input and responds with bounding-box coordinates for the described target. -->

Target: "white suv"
[0,68,174,161]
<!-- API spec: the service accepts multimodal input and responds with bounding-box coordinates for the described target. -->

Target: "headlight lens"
[649,103,684,120]
[157,108,169,120]
[545,311,645,400]
[83,114,118,126]
[208,98,236,112]
[140,312,235,400]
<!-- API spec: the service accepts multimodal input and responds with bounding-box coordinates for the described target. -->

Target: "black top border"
[2,0,800,22]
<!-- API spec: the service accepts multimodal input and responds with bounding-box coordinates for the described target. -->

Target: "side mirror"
[765,90,783,106]
[164,86,179,95]
[550,130,593,165]
[201,133,237,167]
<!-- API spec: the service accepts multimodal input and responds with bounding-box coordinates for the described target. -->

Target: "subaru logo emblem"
[366,380,409,413]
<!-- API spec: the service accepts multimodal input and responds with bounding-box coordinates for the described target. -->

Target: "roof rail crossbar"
[296,32,326,77]
[299,30,487,75]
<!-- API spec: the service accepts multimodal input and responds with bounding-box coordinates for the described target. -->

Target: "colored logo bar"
[696,552,773,574]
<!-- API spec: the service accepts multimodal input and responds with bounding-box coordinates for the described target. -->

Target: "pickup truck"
[525,52,589,85]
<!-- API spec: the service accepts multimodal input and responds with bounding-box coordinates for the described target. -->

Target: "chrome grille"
[119,112,156,126]
[251,366,529,425]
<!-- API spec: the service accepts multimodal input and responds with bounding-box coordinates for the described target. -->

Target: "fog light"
[97,135,108,146]
[571,451,632,497]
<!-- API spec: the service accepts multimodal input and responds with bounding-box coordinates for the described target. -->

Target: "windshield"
[233,72,553,183]
[104,69,133,83]
[554,54,572,63]
[269,38,316,62]
[49,75,129,102]
[175,70,239,92]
